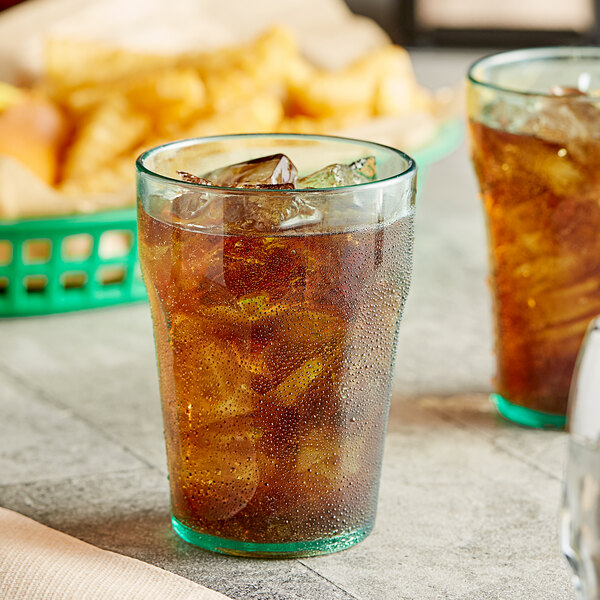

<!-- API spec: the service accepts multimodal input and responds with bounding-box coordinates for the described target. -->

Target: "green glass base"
[171,515,371,558]
[491,393,566,430]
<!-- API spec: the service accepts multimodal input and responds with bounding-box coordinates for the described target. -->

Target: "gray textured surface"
[0,50,573,599]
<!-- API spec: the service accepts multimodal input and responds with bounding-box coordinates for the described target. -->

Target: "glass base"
[491,393,566,430]
[171,515,371,558]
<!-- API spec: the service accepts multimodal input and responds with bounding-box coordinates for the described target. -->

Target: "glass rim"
[135,133,416,194]
[467,46,600,98]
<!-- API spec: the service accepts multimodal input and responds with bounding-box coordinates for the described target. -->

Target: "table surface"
[0,49,572,600]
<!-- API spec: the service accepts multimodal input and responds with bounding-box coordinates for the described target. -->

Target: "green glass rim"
[467,46,600,98]
[135,132,417,194]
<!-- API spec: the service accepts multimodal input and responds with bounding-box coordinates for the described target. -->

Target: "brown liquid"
[138,205,413,544]
[470,120,600,415]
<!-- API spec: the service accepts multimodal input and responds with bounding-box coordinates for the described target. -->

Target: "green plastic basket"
[0,208,146,317]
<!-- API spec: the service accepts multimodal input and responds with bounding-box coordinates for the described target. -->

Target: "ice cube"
[177,170,214,185]
[224,192,322,233]
[170,328,258,424]
[275,308,344,348]
[178,418,259,521]
[170,192,209,220]
[169,153,377,232]
[176,153,321,232]
[297,161,372,189]
[549,86,586,97]
[522,96,600,161]
[203,153,298,187]
[349,156,377,181]
[238,183,295,190]
[295,428,362,480]
[265,356,324,406]
[160,171,214,221]
[482,97,531,132]
[138,203,173,246]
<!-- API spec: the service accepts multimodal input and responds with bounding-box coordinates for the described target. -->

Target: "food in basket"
[0,82,66,184]
[0,26,445,219]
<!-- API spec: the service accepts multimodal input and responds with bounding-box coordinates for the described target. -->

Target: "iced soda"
[136,135,416,556]
[468,48,600,422]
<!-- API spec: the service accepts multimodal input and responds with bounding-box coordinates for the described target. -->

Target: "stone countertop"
[0,49,572,599]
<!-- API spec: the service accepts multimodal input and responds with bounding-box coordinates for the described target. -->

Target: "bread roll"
[0,86,66,184]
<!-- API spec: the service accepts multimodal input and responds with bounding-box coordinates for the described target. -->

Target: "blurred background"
[3,0,599,46]
[349,0,599,47]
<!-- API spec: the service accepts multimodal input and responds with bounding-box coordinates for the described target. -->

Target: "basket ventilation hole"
[99,266,126,285]
[0,241,12,266]
[24,275,48,294]
[62,234,93,261]
[62,272,88,290]
[99,231,133,259]
[23,240,51,264]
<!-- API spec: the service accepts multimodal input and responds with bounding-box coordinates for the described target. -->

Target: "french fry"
[287,44,429,120]
[62,96,148,181]
[44,38,176,94]
[60,152,136,195]
[187,94,284,137]
[348,46,432,116]
[58,66,207,123]
[0,81,24,110]
[62,85,116,115]
[245,26,314,88]
[287,71,374,120]
[202,69,263,113]
[190,26,313,108]
[126,68,207,134]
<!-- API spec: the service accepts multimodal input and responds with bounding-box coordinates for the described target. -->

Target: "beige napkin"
[0,507,231,600]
